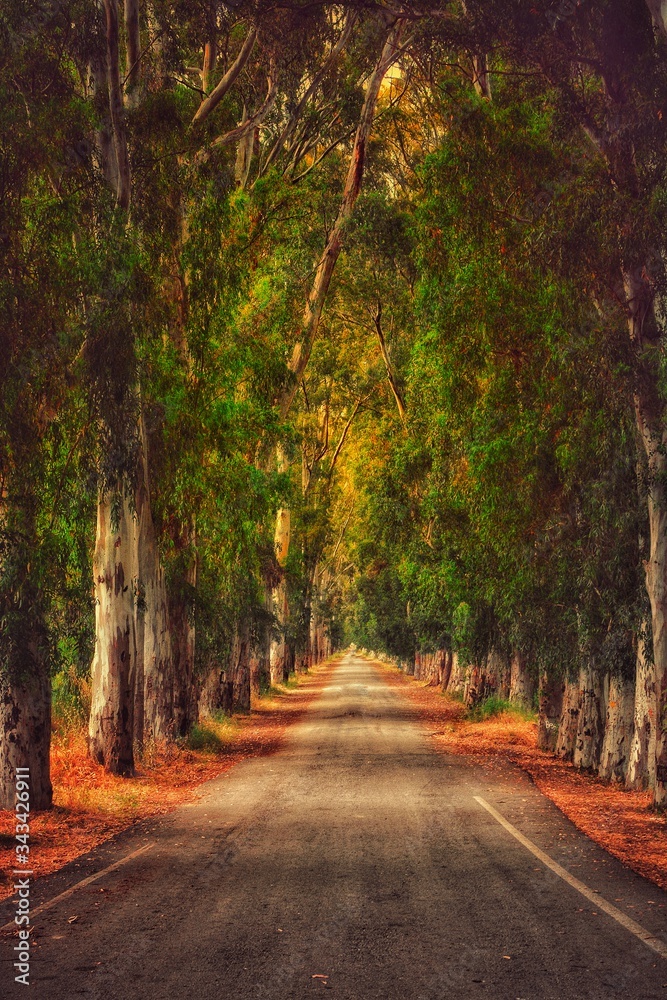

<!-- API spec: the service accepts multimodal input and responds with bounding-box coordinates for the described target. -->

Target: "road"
[2,652,667,998]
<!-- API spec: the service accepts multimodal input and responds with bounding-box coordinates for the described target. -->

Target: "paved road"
[2,653,667,998]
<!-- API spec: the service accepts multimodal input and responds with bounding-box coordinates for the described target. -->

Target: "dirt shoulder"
[0,659,339,902]
[371,656,667,892]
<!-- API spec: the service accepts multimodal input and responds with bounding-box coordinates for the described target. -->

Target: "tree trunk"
[599,672,635,783]
[270,574,289,685]
[0,662,53,811]
[573,662,606,771]
[169,590,196,738]
[486,649,510,700]
[627,635,657,789]
[555,675,580,761]
[89,492,137,774]
[230,622,251,712]
[509,651,535,708]
[140,503,173,741]
[464,660,487,707]
[625,259,667,804]
[440,649,453,691]
[446,651,466,695]
[537,672,563,752]
[249,646,261,697]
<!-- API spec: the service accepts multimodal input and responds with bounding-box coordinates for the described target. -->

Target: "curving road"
[2,652,667,998]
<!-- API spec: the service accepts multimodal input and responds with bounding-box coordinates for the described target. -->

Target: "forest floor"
[0,658,340,903]
[373,656,667,892]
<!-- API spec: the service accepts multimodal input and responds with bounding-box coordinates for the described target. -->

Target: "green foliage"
[466,696,536,723]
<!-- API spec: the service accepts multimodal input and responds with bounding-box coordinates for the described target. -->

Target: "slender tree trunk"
[626,262,667,804]
[140,501,173,742]
[440,650,453,692]
[169,547,197,737]
[627,635,657,789]
[89,492,137,774]
[270,502,290,686]
[230,622,251,712]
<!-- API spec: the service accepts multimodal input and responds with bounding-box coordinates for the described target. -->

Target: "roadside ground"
[372,656,667,891]
[0,657,340,901]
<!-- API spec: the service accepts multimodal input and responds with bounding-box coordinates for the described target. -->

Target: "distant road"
[2,652,666,998]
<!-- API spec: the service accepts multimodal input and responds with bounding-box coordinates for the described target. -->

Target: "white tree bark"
[89,492,137,774]
[599,673,635,782]
[573,662,606,770]
[627,636,657,789]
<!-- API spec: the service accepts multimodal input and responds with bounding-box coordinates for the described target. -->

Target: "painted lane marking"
[1,842,155,932]
[474,795,667,960]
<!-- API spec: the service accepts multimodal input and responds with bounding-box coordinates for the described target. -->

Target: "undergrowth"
[466,696,536,723]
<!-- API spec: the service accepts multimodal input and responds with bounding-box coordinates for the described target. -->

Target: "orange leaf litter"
[372,657,667,891]
[0,659,339,902]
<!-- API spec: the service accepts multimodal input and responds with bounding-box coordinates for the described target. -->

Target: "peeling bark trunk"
[169,586,196,737]
[140,504,173,742]
[599,673,635,783]
[573,662,606,771]
[249,646,261,697]
[0,662,53,811]
[440,650,453,691]
[627,636,657,789]
[446,652,466,695]
[103,0,131,209]
[230,622,251,713]
[487,649,510,700]
[626,261,667,804]
[509,652,535,708]
[555,676,580,761]
[89,492,137,774]
[537,672,563,752]
[463,660,486,707]
[270,502,290,686]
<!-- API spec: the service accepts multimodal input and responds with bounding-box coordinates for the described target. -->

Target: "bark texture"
[627,637,657,789]
[509,652,535,708]
[599,673,635,783]
[89,493,137,774]
[0,663,53,811]
[555,676,580,761]
[537,672,563,752]
[573,662,606,771]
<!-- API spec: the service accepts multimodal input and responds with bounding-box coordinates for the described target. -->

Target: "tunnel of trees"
[2,0,667,811]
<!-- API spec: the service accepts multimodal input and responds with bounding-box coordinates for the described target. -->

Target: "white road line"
[474,795,667,960]
[1,842,155,932]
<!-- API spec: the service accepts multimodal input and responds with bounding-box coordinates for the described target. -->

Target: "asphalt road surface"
[2,652,667,999]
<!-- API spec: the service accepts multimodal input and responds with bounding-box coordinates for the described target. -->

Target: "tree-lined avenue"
[2,652,666,999]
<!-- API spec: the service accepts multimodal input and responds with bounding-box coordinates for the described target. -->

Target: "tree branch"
[276,18,407,422]
[373,301,406,425]
[260,13,356,175]
[192,27,257,125]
